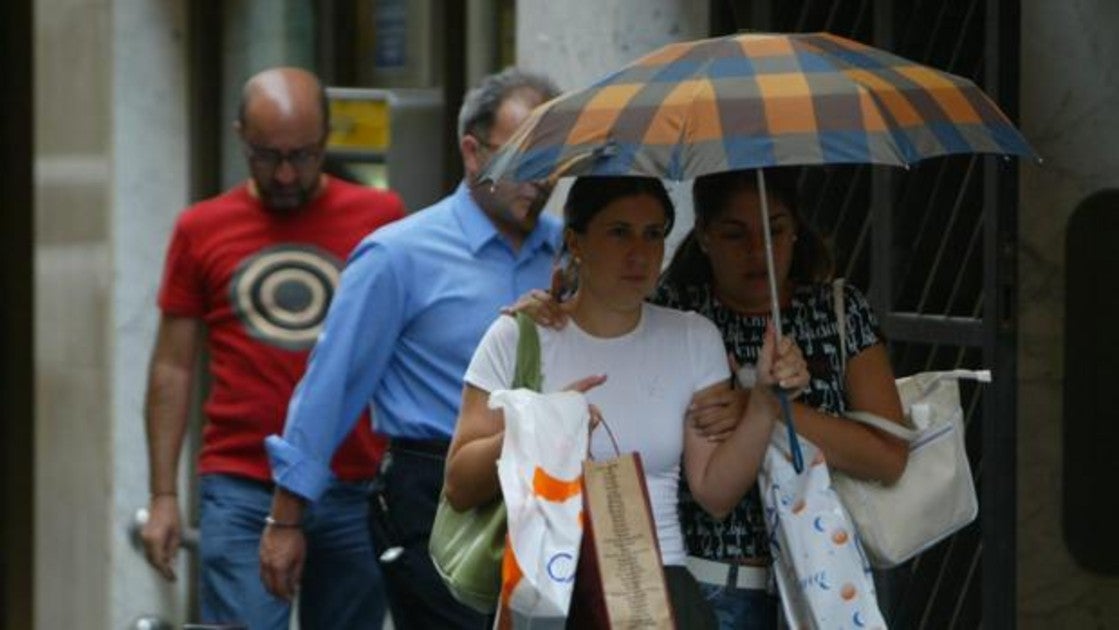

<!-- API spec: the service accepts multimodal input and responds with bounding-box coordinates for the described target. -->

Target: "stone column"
[220,0,316,188]
[109,2,192,628]
[515,0,708,254]
[34,0,192,628]
[1018,1,1119,626]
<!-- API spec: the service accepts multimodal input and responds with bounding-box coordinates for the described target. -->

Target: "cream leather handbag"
[831,279,983,568]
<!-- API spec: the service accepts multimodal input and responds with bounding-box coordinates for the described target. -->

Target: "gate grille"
[718,1,1019,627]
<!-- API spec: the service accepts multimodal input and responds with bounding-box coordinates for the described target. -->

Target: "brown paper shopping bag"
[568,451,675,629]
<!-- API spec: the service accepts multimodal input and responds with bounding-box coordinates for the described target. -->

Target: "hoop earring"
[560,255,581,297]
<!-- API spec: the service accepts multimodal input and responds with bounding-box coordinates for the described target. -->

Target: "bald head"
[236,67,331,213]
[238,67,329,139]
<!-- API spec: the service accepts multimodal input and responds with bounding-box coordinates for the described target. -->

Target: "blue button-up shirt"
[266,183,562,501]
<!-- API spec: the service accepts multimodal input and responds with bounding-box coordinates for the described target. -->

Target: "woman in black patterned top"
[658,168,907,629]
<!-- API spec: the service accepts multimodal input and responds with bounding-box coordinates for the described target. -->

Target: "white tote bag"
[759,423,887,629]
[831,279,983,568]
[492,388,589,626]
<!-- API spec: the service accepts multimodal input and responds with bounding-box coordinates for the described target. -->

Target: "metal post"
[870,0,895,319]
[0,1,34,627]
[983,0,1019,625]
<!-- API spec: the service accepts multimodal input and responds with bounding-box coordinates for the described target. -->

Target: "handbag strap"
[512,312,543,391]
[831,278,918,442]
[832,279,994,442]
[844,410,921,442]
[846,370,992,442]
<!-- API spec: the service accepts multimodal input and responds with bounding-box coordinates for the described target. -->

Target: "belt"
[389,437,451,457]
[686,556,771,591]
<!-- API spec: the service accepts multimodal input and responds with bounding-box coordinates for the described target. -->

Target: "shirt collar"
[451,181,560,258]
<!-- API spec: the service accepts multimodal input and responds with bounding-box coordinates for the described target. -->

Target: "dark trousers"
[368,443,490,630]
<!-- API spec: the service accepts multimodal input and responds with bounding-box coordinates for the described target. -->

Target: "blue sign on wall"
[374,0,408,70]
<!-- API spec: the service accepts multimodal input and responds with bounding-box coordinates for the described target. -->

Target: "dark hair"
[564,176,675,235]
[457,67,559,142]
[661,168,833,291]
[555,176,675,298]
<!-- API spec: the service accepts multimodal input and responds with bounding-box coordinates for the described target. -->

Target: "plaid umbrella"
[483,31,1035,183]
[485,32,1036,474]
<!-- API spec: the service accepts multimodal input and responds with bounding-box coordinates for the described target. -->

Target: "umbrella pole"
[756,169,783,340]
[756,169,804,473]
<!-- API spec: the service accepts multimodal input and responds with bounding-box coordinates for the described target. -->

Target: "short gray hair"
[457,67,559,142]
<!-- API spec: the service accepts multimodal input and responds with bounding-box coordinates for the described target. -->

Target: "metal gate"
[716,1,1020,627]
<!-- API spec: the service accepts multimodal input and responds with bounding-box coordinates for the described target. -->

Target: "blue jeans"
[198,473,386,629]
[698,582,778,630]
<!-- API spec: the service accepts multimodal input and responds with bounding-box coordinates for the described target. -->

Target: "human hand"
[259,522,307,601]
[499,269,569,329]
[757,322,810,393]
[141,494,181,581]
[562,374,607,432]
[688,386,749,442]
[562,374,607,394]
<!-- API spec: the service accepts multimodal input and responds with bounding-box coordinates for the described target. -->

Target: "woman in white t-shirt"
[443,176,809,628]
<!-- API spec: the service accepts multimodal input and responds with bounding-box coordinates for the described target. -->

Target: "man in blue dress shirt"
[258,67,561,628]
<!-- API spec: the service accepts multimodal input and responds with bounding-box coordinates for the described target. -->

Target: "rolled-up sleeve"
[266,239,405,502]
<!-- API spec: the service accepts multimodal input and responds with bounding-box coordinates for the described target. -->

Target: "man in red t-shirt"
[140,67,404,629]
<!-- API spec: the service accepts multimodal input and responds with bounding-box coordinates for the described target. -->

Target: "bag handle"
[589,416,622,460]
[846,370,992,442]
[832,279,922,442]
[832,280,987,440]
[844,410,921,441]
[513,312,543,391]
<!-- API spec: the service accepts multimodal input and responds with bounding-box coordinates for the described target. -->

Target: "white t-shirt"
[464,303,729,566]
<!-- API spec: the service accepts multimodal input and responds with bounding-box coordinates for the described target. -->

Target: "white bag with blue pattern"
[759,424,888,630]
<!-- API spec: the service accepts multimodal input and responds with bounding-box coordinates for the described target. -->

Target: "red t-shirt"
[158,176,405,482]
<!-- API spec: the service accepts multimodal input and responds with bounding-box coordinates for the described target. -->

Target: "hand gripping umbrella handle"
[757,169,804,473]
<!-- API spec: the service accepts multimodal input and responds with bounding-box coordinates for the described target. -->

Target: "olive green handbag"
[429,312,542,613]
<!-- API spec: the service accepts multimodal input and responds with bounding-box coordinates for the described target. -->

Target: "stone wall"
[1018,1,1119,627]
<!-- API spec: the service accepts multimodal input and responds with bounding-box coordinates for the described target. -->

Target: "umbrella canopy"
[483,31,1035,184]
[484,32,1037,475]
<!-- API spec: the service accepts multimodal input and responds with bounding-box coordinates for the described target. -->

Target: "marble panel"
[1019,0,1119,625]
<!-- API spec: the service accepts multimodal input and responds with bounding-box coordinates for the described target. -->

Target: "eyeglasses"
[243,140,325,171]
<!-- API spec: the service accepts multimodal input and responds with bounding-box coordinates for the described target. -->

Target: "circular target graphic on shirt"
[229,244,343,350]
